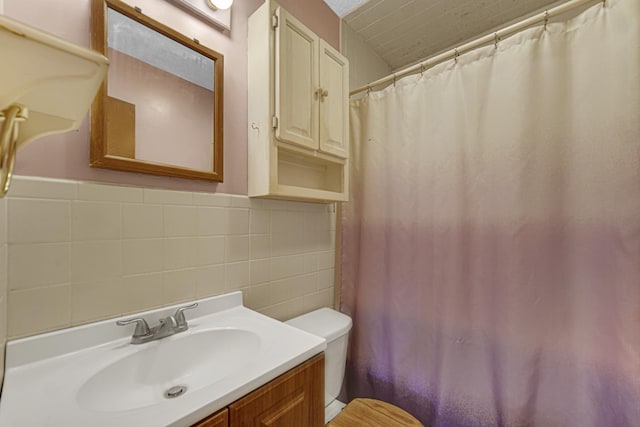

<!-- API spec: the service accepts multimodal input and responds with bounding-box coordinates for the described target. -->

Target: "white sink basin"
[77,328,261,412]
[0,292,326,427]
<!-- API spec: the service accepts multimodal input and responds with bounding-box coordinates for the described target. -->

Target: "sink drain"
[164,385,187,399]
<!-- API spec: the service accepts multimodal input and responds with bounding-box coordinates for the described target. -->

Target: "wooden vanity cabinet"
[192,354,324,427]
[248,0,349,202]
[229,353,324,426]
[193,408,228,427]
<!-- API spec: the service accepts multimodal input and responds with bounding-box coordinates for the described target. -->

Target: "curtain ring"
[454,49,459,63]
[393,74,397,86]
[544,10,549,30]
[420,64,426,76]
[494,33,500,48]
[366,86,372,95]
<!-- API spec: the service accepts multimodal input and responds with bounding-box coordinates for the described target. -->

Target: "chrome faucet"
[117,303,198,344]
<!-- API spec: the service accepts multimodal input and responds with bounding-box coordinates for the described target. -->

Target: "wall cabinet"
[249,1,349,202]
[192,354,324,427]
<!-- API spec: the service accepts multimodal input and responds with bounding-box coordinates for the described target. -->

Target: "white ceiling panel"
[323,0,373,17]
[342,0,567,70]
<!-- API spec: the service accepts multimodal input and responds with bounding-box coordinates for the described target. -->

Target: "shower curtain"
[340,0,640,425]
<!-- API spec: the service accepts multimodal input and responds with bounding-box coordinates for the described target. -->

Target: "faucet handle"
[116,317,151,338]
[174,303,198,329]
[159,315,178,329]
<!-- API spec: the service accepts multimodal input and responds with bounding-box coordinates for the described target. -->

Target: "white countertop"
[0,292,326,427]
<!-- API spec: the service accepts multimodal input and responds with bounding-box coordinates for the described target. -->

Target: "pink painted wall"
[280,0,340,50]
[4,0,339,195]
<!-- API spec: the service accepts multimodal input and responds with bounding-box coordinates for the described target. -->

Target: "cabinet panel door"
[319,40,349,159]
[229,354,324,427]
[192,408,228,427]
[275,8,319,151]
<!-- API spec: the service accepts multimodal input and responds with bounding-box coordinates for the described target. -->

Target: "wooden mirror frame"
[90,0,224,181]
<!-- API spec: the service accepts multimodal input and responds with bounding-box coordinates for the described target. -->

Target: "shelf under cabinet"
[278,147,344,192]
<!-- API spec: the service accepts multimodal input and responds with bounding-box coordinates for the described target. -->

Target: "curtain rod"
[350,0,603,96]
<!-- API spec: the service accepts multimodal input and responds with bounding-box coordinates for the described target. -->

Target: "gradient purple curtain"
[340,0,640,425]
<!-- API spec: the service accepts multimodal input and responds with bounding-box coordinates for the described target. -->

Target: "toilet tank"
[286,308,352,406]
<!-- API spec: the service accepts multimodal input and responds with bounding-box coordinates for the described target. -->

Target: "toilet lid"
[285,308,352,342]
[327,398,424,427]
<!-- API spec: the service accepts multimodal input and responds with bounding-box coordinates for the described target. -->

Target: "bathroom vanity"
[0,292,326,426]
[193,354,323,426]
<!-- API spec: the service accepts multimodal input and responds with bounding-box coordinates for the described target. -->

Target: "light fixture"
[206,0,233,11]
[169,0,232,31]
[0,15,109,197]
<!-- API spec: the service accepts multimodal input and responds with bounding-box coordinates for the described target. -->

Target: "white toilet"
[286,307,352,423]
[286,308,425,426]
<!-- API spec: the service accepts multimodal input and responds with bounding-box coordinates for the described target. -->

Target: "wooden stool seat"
[327,398,424,427]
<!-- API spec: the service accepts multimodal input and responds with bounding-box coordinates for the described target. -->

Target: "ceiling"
[341,0,563,70]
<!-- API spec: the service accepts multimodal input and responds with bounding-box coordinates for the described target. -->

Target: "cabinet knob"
[316,88,329,100]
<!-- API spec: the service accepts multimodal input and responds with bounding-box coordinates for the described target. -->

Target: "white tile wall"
[8,176,78,200]
[144,188,193,205]
[123,204,164,238]
[70,278,124,324]
[8,199,70,243]
[9,243,70,289]
[250,235,270,260]
[4,176,337,338]
[122,239,164,275]
[196,236,226,265]
[121,273,164,313]
[197,207,228,236]
[78,182,143,202]
[225,235,250,262]
[164,238,198,270]
[164,205,198,237]
[8,284,71,337]
[70,240,123,282]
[71,201,122,240]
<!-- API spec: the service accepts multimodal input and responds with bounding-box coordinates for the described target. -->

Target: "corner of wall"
[341,21,392,91]
[0,195,8,385]
[340,20,349,54]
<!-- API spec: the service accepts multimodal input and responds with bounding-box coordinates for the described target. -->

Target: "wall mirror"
[90,0,224,181]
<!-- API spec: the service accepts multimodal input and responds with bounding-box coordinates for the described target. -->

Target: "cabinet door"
[192,408,228,427]
[229,354,324,427]
[275,7,319,151]
[318,40,349,159]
